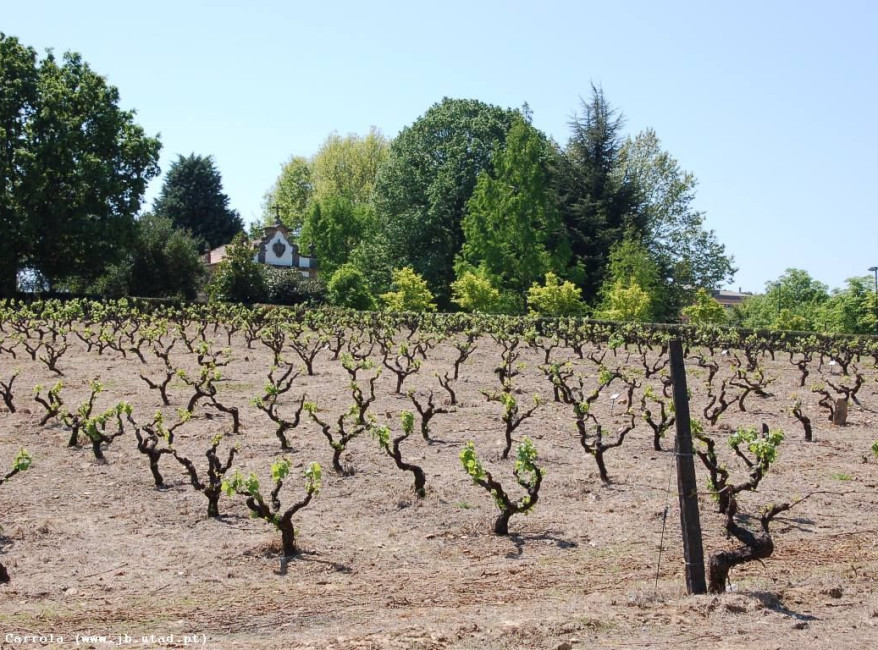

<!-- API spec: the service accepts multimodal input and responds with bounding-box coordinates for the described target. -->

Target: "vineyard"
[1,300,877,649]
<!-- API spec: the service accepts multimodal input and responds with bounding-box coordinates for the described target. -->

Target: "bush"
[208,234,268,303]
[451,269,503,313]
[682,288,727,325]
[526,272,586,316]
[265,268,327,306]
[327,264,375,310]
[380,267,436,312]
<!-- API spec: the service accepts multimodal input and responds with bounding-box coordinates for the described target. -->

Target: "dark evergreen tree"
[153,154,243,251]
[557,85,644,302]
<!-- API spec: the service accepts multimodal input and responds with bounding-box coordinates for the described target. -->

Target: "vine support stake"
[669,338,707,595]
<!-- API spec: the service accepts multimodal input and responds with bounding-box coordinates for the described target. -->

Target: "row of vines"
[1,299,876,594]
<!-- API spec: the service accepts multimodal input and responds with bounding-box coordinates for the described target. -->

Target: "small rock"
[822,586,843,599]
[793,621,809,630]
[557,642,574,650]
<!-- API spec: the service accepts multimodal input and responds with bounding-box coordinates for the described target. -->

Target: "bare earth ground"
[1,329,877,649]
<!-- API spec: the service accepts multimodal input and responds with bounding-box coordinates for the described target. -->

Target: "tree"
[458,116,571,311]
[153,154,243,251]
[262,155,312,233]
[598,235,665,321]
[311,127,389,205]
[815,276,878,334]
[619,128,735,307]
[736,269,829,331]
[299,195,374,276]
[0,33,161,296]
[380,267,436,312]
[557,85,642,301]
[99,213,206,299]
[372,98,519,307]
[208,233,267,303]
[598,280,652,322]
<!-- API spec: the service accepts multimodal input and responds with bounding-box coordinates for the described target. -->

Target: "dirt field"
[1,327,877,649]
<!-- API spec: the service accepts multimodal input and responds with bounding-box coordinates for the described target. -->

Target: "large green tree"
[0,33,161,296]
[557,85,642,301]
[735,269,830,331]
[371,98,519,306]
[619,128,735,309]
[262,155,312,233]
[311,127,389,205]
[458,116,570,310]
[299,196,374,276]
[127,213,205,299]
[153,154,243,251]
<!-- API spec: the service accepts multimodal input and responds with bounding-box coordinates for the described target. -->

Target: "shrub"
[527,272,586,316]
[327,264,375,310]
[380,267,436,312]
[208,233,268,304]
[682,288,727,325]
[265,267,327,306]
[451,269,503,313]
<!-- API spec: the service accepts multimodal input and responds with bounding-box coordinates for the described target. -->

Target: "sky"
[4,0,877,294]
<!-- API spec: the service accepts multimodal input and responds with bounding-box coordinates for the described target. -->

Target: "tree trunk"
[708,530,774,594]
[494,509,513,535]
[280,522,297,557]
[149,457,164,487]
[206,491,220,518]
[594,449,610,484]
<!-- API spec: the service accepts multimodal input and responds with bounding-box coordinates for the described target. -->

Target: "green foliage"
[0,33,161,296]
[729,426,784,465]
[12,448,32,473]
[300,196,375,276]
[814,276,878,335]
[598,236,664,321]
[526,272,587,316]
[153,153,243,251]
[327,264,376,310]
[99,212,206,299]
[450,268,503,313]
[619,128,735,301]
[264,267,327,306]
[513,437,540,490]
[736,269,829,331]
[683,288,728,325]
[556,85,644,302]
[459,441,486,482]
[597,280,651,322]
[310,127,390,206]
[372,98,519,307]
[262,155,312,232]
[208,233,268,304]
[380,267,436,312]
[458,116,571,306]
[872,440,878,458]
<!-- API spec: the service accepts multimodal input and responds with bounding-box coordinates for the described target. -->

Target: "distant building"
[711,289,752,310]
[203,221,317,277]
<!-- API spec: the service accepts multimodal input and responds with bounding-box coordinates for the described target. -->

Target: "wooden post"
[668,339,707,594]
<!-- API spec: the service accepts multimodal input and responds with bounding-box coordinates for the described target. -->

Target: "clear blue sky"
[5,0,877,293]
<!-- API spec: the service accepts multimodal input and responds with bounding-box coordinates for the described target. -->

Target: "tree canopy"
[0,33,161,296]
[371,98,520,306]
[153,153,243,252]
